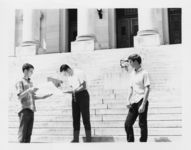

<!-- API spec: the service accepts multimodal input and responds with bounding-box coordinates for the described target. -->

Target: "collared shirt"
[129,67,150,104]
[15,78,36,112]
[68,69,87,90]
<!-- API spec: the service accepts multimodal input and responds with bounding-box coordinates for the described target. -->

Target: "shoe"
[85,130,92,142]
[71,130,80,143]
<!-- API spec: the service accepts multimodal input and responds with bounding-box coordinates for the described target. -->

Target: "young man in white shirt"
[59,64,91,143]
[124,54,150,142]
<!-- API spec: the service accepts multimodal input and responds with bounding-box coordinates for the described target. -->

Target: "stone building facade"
[10,8,181,56]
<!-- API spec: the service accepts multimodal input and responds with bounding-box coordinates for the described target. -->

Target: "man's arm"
[142,85,150,106]
[74,81,86,92]
[17,87,38,100]
[138,85,150,113]
[138,71,151,113]
[127,87,133,108]
[33,93,53,100]
[47,77,63,88]
[63,81,86,94]
[74,71,86,92]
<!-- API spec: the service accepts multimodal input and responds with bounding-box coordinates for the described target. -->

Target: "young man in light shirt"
[124,54,151,142]
[58,64,92,143]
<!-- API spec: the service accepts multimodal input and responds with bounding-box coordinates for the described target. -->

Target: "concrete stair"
[8,45,182,142]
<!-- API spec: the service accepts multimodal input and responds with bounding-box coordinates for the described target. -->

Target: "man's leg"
[124,104,138,142]
[71,96,81,143]
[138,100,149,142]
[25,110,34,143]
[79,91,91,142]
[18,109,30,143]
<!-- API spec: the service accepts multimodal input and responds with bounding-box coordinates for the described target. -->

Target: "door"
[116,9,138,48]
[68,9,77,52]
[117,19,131,48]
[168,8,181,44]
[117,18,138,48]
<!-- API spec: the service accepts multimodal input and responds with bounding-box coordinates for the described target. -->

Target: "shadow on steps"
[82,136,115,142]
[154,137,171,142]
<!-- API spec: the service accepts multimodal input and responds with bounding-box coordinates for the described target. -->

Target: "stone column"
[7,9,16,56]
[134,8,163,47]
[71,8,97,53]
[108,9,117,49]
[16,9,41,56]
[59,9,69,53]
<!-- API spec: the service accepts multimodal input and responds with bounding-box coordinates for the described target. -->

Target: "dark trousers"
[72,90,91,131]
[125,99,149,142]
[18,109,34,143]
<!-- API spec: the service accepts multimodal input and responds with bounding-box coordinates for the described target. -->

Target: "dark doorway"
[68,9,77,52]
[168,8,181,44]
[116,9,138,48]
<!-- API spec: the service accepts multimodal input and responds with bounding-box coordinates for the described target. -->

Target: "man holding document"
[48,64,92,143]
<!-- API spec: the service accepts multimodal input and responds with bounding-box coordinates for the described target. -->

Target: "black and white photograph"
[7,7,182,143]
[1,0,191,149]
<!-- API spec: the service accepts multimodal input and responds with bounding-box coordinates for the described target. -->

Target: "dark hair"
[22,63,34,72]
[60,64,71,72]
[128,54,142,64]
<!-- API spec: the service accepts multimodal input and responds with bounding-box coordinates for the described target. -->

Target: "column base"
[37,48,47,55]
[16,45,38,56]
[71,34,99,53]
[71,40,94,53]
[134,30,161,47]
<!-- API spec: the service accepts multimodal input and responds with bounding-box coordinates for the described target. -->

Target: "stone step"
[9,120,182,128]
[8,127,182,136]
[8,113,181,122]
[9,102,181,110]
[8,107,182,116]
[10,89,180,98]
[9,114,102,121]
[107,103,181,109]
[95,108,181,115]
[102,114,181,121]
[94,128,182,136]
[8,135,181,143]
[9,97,181,108]
[103,100,180,105]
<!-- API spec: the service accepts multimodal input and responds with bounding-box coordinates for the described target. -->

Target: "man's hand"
[42,93,53,99]
[53,83,61,88]
[29,87,39,93]
[126,103,131,109]
[138,104,146,113]
[63,90,74,94]
[126,100,131,109]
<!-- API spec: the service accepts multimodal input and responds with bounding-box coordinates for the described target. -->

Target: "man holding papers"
[49,64,92,143]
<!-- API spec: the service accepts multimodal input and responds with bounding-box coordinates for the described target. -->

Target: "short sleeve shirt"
[130,67,150,104]
[68,69,87,90]
[15,78,36,112]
